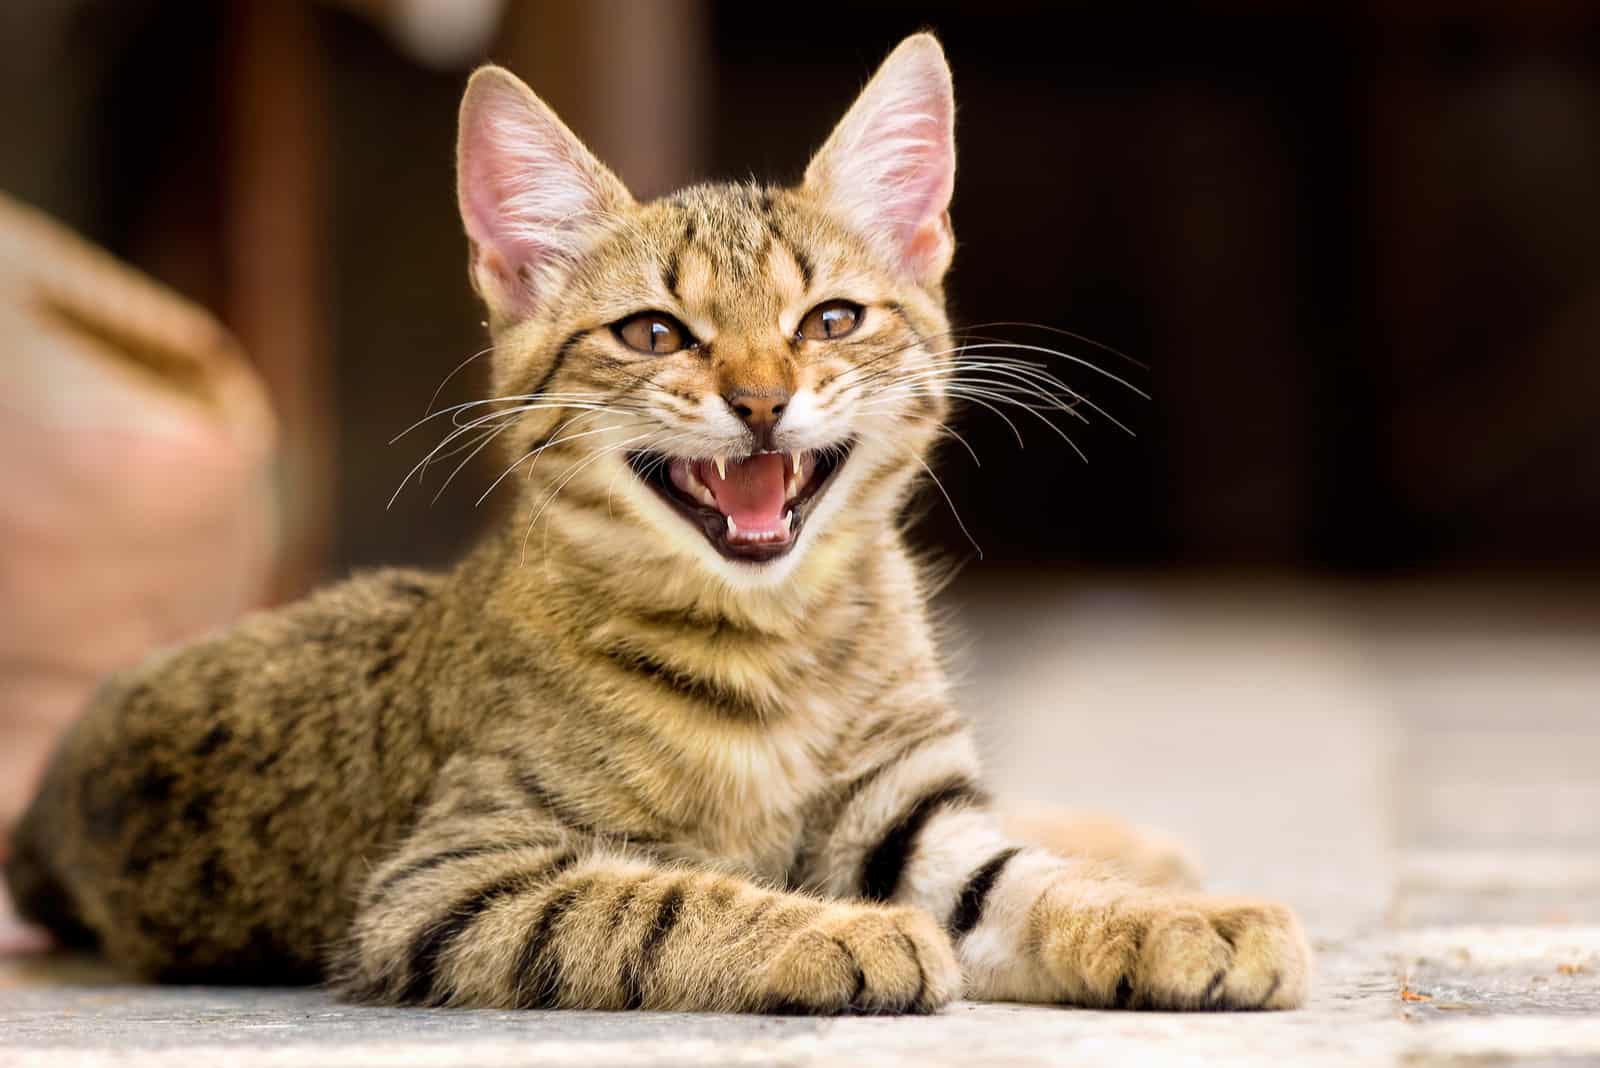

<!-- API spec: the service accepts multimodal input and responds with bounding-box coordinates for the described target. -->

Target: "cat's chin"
[625,441,854,565]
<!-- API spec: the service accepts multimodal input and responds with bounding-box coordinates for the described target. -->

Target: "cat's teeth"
[780,510,793,537]
[679,464,718,509]
[726,515,738,536]
[714,456,727,480]
[785,472,800,499]
[790,450,803,475]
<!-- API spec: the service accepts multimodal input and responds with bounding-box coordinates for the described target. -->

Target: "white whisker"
[520,431,657,565]
[477,418,651,507]
[423,344,496,417]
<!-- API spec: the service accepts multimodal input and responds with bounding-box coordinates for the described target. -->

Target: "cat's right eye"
[613,312,693,355]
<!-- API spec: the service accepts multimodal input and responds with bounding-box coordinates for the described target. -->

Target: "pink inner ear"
[818,55,956,278]
[457,79,609,303]
[904,210,952,273]
[460,140,531,270]
[879,114,954,252]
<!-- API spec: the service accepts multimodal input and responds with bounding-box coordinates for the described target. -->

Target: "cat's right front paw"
[1033,882,1311,1011]
[760,903,960,1015]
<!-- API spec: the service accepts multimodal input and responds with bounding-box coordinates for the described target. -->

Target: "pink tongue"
[697,453,787,529]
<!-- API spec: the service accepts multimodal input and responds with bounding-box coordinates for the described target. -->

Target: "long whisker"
[520,431,657,564]
[943,320,1149,370]
[887,412,983,467]
[859,387,1027,449]
[536,426,701,565]
[603,430,696,520]
[861,384,1088,462]
[847,344,1137,440]
[827,329,1147,439]
[854,350,1105,460]
[846,343,1098,407]
[873,361,1094,424]
[390,405,532,508]
[389,393,641,444]
[904,442,983,559]
[392,393,647,508]
[946,343,1144,427]
[435,409,628,509]
[830,321,1150,393]
[423,343,495,417]
[520,407,623,484]
[430,422,515,505]
[477,418,652,507]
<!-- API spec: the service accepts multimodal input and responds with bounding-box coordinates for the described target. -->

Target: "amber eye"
[797,300,863,341]
[614,312,693,355]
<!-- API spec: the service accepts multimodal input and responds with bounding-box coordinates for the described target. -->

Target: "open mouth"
[627,443,854,562]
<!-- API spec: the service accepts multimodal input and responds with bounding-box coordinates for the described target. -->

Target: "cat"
[5,35,1310,1013]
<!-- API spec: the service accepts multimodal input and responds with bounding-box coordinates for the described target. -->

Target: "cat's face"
[456,36,955,589]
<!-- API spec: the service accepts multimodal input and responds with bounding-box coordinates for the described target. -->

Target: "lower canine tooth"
[726,515,738,536]
[780,510,793,536]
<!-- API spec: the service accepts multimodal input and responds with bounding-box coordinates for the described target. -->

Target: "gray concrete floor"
[4,578,1598,1066]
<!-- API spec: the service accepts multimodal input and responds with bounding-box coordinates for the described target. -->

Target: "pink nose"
[726,392,789,444]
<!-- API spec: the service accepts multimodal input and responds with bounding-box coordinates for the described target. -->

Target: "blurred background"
[6,0,1599,581]
[3,0,1598,949]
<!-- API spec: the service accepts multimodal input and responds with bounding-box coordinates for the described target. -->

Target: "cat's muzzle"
[626,443,853,563]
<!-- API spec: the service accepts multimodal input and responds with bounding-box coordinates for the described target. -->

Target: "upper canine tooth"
[715,456,727,480]
[790,450,803,474]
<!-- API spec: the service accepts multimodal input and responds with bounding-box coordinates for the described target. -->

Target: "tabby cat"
[6,36,1310,1013]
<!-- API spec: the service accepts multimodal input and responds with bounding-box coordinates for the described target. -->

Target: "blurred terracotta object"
[0,193,278,855]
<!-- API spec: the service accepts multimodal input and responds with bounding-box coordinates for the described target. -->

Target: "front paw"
[1034,883,1310,1011]
[759,903,960,1015]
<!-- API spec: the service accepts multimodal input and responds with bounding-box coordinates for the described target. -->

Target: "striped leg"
[335,759,960,1013]
[804,727,1311,1010]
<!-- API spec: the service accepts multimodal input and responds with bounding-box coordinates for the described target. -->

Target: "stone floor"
[3,577,1598,1066]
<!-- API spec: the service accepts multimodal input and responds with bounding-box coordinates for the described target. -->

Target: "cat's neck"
[460,515,896,640]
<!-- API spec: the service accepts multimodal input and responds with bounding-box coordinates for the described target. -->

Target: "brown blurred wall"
[1,1,1595,584]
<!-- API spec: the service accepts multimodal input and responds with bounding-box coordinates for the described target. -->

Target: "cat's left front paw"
[1032,881,1311,1011]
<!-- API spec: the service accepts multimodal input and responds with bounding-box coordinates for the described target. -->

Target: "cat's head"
[456,35,956,591]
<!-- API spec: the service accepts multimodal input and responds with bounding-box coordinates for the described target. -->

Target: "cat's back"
[6,567,448,979]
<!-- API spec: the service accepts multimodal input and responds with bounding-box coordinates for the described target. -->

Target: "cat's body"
[8,37,1310,1013]
[11,514,948,992]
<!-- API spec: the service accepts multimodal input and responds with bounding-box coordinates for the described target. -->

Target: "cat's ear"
[456,66,634,320]
[804,34,956,285]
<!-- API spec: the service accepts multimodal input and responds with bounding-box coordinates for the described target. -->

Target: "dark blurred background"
[4,0,1598,593]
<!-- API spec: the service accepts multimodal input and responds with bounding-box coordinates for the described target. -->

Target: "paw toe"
[763,926,861,1014]
[764,906,957,1015]
[1137,909,1234,1009]
[1208,901,1312,1010]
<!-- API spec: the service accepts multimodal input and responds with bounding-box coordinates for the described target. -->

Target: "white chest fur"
[664,692,839,880]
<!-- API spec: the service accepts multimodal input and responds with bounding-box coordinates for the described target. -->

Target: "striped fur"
[4,35,1309,1013]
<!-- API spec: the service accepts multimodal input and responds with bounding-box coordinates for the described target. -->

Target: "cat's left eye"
[613,311,693,355]
[798,300,863,341]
